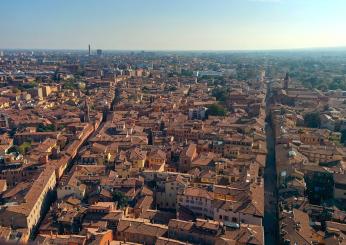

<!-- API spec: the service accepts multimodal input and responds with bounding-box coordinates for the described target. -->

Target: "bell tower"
[284,72,290,90]
[80,97,90,123]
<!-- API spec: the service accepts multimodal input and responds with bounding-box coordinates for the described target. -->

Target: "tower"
[81,97,90,123]
[284,72,290,90]
[88,44,91,56]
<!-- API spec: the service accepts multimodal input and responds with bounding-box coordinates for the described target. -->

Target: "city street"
[264,85,279,245]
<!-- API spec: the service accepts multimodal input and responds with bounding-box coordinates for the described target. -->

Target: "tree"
[18,142,32,155]
[181,69,193,77]
[7,146,19,155]
[63,79,79,90]
[168,86,177,91]
[329,77,346,90]
[341,129,346,146]
[53,70,61,82]
[37,123,56,132]
[207,104,227,117]
[36,76,43,84]
[302,76,322,89]
[211,87,228,104]
[19,81,36,90]
[142,86,149,93]
[112,191,129,208]
[304,112,321,128]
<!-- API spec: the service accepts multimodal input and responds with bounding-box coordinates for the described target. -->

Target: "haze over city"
[1,0,346,50]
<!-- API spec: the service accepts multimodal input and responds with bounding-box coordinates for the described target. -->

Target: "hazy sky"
[1,0,346,50]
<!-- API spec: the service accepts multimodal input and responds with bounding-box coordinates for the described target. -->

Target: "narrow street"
[264,83,279,245]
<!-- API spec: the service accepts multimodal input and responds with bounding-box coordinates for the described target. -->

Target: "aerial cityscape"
[0,1,346,245]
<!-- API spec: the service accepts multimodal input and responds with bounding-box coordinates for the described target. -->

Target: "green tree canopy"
[7,146,19,155]
[304,112,321,128]
[181,69,193,77]
[112,191,129,208]
[63,79,79,90]
[207,104,227,117]
[37,123,56,132]
[18,141,32,155]
[341,129,346,146]
[212,87,228,103]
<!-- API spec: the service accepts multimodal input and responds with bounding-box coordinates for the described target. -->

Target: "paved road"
[264,84,279,245]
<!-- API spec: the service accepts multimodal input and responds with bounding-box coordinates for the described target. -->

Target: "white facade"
[177,194,214,218]
[188,107,208,120]
[214,207,263,226]
[57,182,86,200]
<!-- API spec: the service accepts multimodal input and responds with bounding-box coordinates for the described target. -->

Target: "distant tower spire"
[284,72,290,90]
[88,44,91,56]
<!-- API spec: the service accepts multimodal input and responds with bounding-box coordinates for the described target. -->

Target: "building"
[167,219,224,245]
[188,107,208,120]
[42,85,52,98]
[116,218,167,244]
[334,173,346,200]
[29,87,43,100]
[177,186,214,219]
[147,148,166,171]
[0,166,57,235]
[156,175,189,210]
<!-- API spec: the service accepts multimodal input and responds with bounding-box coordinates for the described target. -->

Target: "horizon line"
[1,45,346,53]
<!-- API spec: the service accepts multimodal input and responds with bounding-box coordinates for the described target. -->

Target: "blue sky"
[0,0,345,50]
